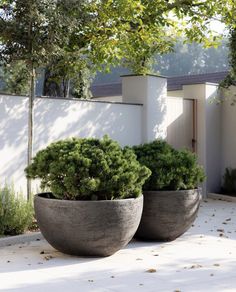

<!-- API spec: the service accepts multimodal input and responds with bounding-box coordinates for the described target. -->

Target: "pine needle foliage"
[25,136,151,201]
[133,140,205,191]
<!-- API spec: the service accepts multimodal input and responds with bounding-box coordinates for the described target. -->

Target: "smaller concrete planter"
[34,193,143,256]
[136,189,201,241]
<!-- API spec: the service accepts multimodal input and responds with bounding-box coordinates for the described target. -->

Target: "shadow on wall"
[148,79,167,140]
[0,96,28,189]
[206,90,222,193]
[221,86,236,173]
[34,98,142,153]
[0,95,143,194]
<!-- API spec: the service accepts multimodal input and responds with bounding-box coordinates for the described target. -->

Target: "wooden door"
[166,97,197,152]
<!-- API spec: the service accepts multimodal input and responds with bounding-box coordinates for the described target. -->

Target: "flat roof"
[91,71,228,97]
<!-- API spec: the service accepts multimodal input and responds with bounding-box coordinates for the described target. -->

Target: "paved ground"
[0,198,236,292]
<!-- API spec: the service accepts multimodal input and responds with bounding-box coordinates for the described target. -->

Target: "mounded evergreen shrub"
[25,136,151,200]
[133,140,205,191]
[0,184,34,236]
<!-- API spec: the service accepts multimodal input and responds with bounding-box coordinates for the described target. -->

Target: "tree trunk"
[66,79,70,98]
[27,64,35,201]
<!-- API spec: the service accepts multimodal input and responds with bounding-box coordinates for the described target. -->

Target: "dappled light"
[0,94,142,195]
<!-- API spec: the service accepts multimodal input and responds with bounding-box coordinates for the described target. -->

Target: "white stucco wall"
[205,84,222,193]
[0,95,142,195]
[0,81,227,197]
[122,75,167,142]
[221,87,236,177]
[93,96,122,102]
[167,90,184,98]
[182,83,220,194]
[166,96,194,151]
[0,95,28,193]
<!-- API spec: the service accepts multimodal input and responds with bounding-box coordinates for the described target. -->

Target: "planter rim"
[35,192,143,203]
[143,189,199,193]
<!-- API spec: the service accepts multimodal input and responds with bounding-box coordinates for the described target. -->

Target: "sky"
[210,20,227,35]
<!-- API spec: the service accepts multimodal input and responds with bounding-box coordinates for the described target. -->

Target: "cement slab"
[208,193,236,202]
[0,198,236,292]
[0,232,43,248]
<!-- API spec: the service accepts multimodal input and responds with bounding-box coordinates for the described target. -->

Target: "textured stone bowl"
[135,189,201,241]
[34,193,143,256]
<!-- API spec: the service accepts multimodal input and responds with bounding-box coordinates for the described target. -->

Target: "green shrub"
[133,140,205,191]
[222,168,236,195]
[0,184,34,236]
[25,136,151,200]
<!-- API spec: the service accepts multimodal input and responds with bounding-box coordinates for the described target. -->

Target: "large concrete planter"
[136,189,201,241]
[34,193,143,256]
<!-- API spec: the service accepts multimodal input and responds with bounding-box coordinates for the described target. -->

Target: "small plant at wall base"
[132,140,205,191]
[221,168,236,196]
[0,184,34,236]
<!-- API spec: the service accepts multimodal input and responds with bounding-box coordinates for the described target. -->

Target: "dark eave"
[91,71,229,98]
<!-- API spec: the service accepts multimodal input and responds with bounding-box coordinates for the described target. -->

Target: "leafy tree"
[156,40,229,76]
[1,0,225,100]
[213,1,236,101]
[0,0,83,199]
[41,1,96,98]
[117,0,221,74]
[220,28,236,88]
[43,54,94,99]
[94,40,229,84]
[0,61,29,95]
[35,0,226,94]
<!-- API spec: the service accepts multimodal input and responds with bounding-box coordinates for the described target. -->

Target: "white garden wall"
[0,95,28,193]
[221,87,236,178]
[88,78,223,195]
[205,84,222,193]
[122,75,167,142]
[168,84,235,194]
[0,94,142,194]
[166,83,221,193]
[93,79,236,195]
[1,76,234,197]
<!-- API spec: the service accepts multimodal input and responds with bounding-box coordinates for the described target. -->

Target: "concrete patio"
[0,198,236,292]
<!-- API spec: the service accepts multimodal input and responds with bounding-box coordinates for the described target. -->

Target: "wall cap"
[121,74,167,79]
[0,93,143,106]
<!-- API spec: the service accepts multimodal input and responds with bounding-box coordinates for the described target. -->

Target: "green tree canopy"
[0,0,90,198]
[214,0,236,89]
[0,0,226,97]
